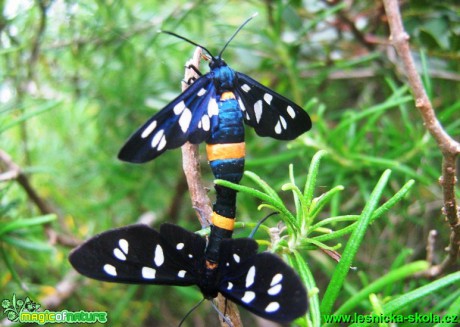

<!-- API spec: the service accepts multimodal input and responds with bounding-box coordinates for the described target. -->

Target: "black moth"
[118,14,312,163]
[69,223,308,322]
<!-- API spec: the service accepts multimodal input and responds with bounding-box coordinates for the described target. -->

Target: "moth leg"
[182,64,202,85]
[185,63,203,77]
[248,212,279,238]
[182,76,197,86]
[223,297,228,318]
[210,300,234,327]
[182,57,203,86]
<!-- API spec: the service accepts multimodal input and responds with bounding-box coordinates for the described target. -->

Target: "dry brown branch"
[40,270,80,309]
[382,0,460,275]
[426,230,437,266]
[181,48,213,227]
[300,67,460,82]
[0,149,80,247]
[0,149,54,214]
[28,0,49,80]
[180,48,242,327]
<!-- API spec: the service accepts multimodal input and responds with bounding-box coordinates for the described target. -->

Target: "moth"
[69,223,308,322]
[118,14,311,163]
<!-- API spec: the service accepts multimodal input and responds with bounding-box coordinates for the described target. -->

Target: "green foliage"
[1,1,459,326]
[218,151,422,325]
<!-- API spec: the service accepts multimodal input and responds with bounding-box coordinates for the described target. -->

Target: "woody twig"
[180,47,243,327]
[382,0,460,275]
[0,149,79,247]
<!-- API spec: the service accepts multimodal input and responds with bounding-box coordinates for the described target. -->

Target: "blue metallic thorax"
[210,60,236,93]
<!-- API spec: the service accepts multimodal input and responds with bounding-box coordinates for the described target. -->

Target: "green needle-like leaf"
[0,214,56,236]
[334,261,429,316]
[303,150,328,208]
[320,169,392,316]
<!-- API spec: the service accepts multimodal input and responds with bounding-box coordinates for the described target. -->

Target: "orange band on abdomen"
[220,91,236,100]
[211,212,235,231]
[205,260,218,269]
[206,142,246,162]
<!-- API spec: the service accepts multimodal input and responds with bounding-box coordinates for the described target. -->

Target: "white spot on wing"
[241,291,255,304]
[241,84,251,92]
[268,284,282,295]
[113,238,129,261]
[270,273,283,286]
[208,98,218,116]
[179,108,192,133]
[103,264,117,276]
[264,93,273,105]
[233,253,240,263]
[151,129,164,148]
[119,239,128,254]
[176,243,184,250]
[142,267,156,279]
[197,88,207,96]
[287,106,296,118]
[245,266,256,287]
[113,248,126,261]
[141,120,157,138]
[178,270,186,278]
[274,121,282,134]
[254,100,263,123]
[238,97,246,111]
[265,302,280,312]
[173,101,186,115]
[227,282,233,290]
[201,115,210,131]
[280,116,287,129]
[188,254,193,258]
[157,135,167,151]
[154,245,164,267]
[275,117,287,135]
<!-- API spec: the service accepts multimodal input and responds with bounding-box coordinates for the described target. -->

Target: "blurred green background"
[1,0,459,326]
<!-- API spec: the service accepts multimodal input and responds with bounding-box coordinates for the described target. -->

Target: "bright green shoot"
[215,150,416,325]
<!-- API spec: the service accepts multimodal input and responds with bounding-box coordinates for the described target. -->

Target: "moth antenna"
[178,298,206,327]
[248,211,279,238]
[159,30,215,58]
[210,300,234,327]
[218,13,258,58]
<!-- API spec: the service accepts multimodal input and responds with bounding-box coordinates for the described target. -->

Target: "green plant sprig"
[215,150,415,324]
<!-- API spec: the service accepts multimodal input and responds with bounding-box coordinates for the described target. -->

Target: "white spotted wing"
[69,224,308,322]
[217,238,308,322]
[235,72,312,140]
[118,75,218,163]
[69,224,205,285]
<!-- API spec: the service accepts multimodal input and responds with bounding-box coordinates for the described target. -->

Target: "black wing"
[69,224,206,286]
[218,238,308,322]
[118,74,219,163]
[234,72,311,140]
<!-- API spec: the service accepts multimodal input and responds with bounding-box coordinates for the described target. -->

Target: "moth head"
[209,56,227,70]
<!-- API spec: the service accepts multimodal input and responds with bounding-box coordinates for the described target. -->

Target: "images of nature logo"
[2,294,40,322]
